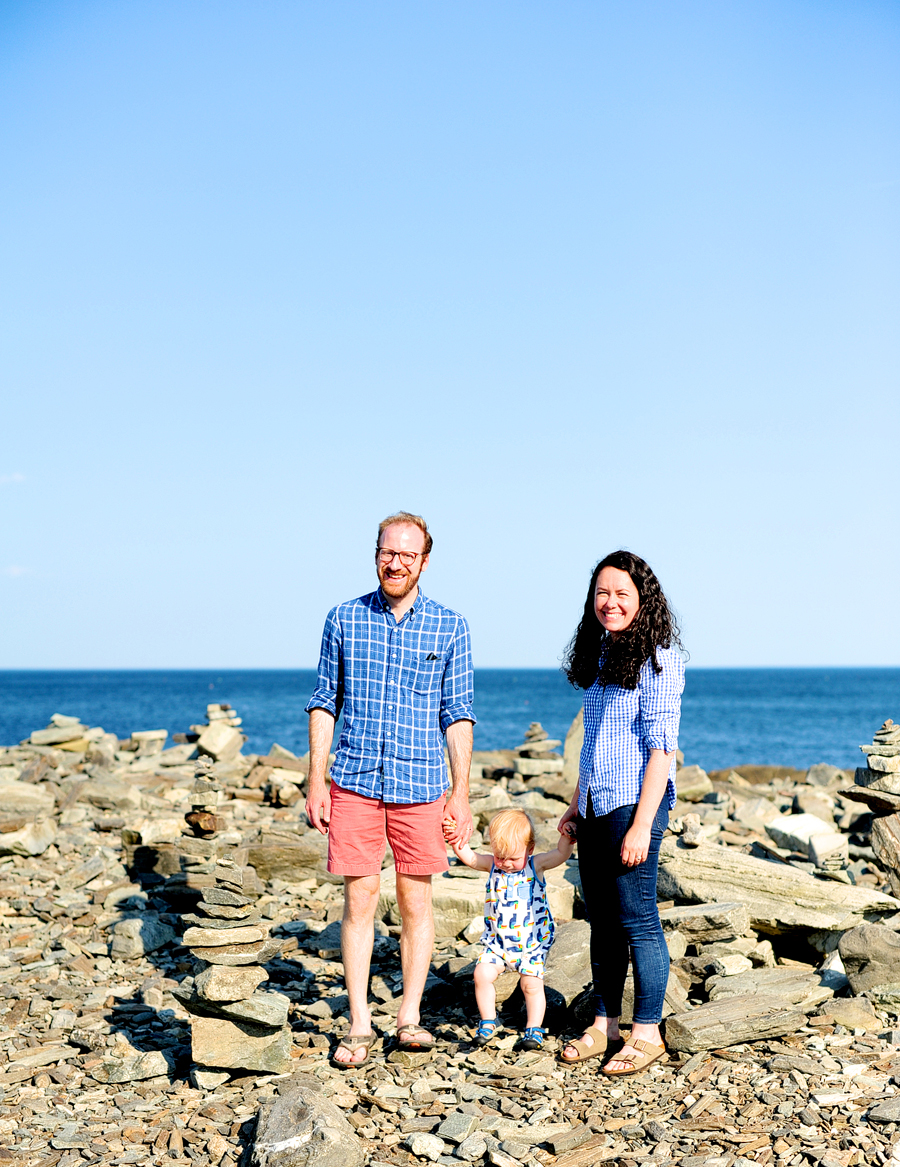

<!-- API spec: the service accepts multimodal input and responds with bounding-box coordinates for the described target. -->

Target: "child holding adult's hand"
[443,808,575,1050]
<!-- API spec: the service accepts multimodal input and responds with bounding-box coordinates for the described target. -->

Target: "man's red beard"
[378,565,421,600]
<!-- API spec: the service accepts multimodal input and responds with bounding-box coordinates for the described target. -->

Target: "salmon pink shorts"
[327,781,449,876]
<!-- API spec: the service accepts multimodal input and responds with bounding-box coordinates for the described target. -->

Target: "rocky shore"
[4,706,900,1167]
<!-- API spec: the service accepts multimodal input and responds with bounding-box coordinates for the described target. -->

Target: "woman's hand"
[620,821,652,867]
[557,803,577,837]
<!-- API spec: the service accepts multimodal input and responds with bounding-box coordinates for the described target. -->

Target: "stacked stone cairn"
[191,703,246,764]
[511,721,563,781]
[172,759,291,1086]
[850,719,900,898]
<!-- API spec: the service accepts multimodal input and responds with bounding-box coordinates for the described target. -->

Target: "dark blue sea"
[0,669,897,773]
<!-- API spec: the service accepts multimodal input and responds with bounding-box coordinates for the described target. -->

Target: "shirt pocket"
[402,654,444,695]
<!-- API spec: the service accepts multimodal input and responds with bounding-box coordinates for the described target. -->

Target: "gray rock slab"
[182,923,268,947]
[190,1014,291,1072]
[109,914,175,960]
[542,919,591,1005]
[705,966,834,1011]
[658,901,751,943]
[194,963,268,1001]
[0,780,55,814]
[657,836,899,934]
[252,1074,364,1167]
[666,992,807,1052]
[188,937,282,965]
[78,776,143,811]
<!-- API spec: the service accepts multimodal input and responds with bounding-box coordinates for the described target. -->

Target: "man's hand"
[443,795,473,847]
[306,780,331,835]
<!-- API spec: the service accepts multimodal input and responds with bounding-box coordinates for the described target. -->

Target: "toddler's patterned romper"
[479,857,555,977]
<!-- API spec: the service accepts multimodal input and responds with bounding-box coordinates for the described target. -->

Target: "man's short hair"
[377,511,433,556]
[488,809,535,858]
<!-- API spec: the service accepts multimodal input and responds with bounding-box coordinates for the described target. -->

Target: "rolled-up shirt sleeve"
[305,607,344,718]
[439,615,476,733]
[638,647,685,753]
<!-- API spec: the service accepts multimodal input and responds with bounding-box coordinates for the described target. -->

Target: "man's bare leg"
[394,872,434,1040]
[334,873,380,1064]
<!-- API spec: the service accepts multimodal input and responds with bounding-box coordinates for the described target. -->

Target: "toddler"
[445,808,575,1050]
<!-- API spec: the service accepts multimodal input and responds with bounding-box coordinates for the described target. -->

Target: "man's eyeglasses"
[377,548,425,567]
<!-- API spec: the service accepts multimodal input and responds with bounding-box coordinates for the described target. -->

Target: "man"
[305,511,475,1066]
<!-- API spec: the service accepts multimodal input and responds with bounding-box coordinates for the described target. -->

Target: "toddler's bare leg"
[521,974,545,1029]
[474,961,501,1020]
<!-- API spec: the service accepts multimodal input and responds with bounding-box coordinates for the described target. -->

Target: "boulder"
[657,837,898,934]
[807,763,845,787]
[816,996,880,1032]
[78,777,142,812]
[542,919,591,1005]
[0,818,57,857]
[765,813,834,855]
[0,780,55,815]
[839,923,900,998]
[197,722,244,763]
[251,1074,364,1167]
[732,796,780,834]
[108,914,176,960]
[676,766,713,802]
[91,1049,176,1084]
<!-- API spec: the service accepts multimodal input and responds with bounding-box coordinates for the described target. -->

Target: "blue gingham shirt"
[578,645,685,817]
[306,589,475,804]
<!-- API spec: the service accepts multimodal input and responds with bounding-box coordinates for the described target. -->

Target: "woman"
[557,550,684,1076]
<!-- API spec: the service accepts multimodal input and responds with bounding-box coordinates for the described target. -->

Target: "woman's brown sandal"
[559,1026,622,1064]
[602,1038,667,1076]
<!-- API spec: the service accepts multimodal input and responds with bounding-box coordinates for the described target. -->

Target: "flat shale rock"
[657,836,899,933]
[704,965,835,1010]
[665,992,807,1051]
[252,1074,364,1167]
[195,962,269,1000]
[658,900,751,943]
[191,1013,292,1072]
[189,937,282,964]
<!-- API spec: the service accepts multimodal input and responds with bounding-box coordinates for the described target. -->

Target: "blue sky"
[1,1,898,669]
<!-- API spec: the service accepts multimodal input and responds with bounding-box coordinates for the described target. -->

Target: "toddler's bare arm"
[533,824,576,873]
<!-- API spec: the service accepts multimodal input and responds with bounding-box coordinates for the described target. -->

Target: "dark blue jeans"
[577,797,669,1024]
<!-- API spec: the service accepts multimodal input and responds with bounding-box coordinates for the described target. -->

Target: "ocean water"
[0,668,897,773]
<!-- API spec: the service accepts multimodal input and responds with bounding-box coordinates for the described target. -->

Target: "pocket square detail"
[425,652,438,661]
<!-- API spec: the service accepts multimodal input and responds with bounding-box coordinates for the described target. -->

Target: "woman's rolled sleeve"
[638,647,685,753]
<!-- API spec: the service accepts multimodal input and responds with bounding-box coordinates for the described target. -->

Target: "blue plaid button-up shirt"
[306,589,476,804]
[578,645,685,817]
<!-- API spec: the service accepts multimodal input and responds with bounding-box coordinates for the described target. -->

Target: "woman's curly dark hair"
[562,550,683,690]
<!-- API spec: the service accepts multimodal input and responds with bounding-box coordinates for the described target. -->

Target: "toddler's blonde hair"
[488,809,535,858]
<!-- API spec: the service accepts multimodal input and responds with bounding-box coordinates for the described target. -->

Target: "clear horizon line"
[0,663,898,672]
